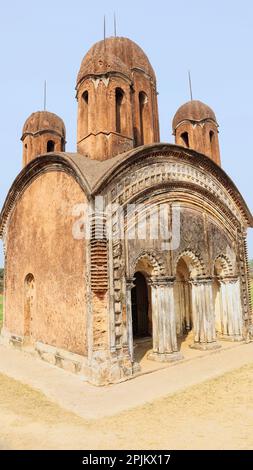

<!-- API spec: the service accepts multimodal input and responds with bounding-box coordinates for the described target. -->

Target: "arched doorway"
[131,271,150,337]
[174,251,220,349]
[213,273,222,333]
[174,251,206,345]
[24,273,35,340]
[128,253,160,364]
[212,255,242,339]
[127,251,184,364]
[174,258,192,337]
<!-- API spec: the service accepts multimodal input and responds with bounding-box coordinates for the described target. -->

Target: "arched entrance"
[212,255,242,339]
[174,258,192,337]
[174,251,221,349]
[213,261,222,334]
[131,271,150,337]
[24,273,35,340]
[128,252,163,363]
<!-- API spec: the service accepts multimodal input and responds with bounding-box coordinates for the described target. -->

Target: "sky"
[0,0,252,265]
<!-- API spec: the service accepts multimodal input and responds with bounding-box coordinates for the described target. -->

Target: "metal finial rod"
[44,80,47,111]
[114,12,117,37]
[188,71,193,101]
[104,15,106,50]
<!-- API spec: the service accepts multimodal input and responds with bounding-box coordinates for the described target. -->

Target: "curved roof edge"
[0,152,92,237]
[1,145,252,238]
[92,143,253,228]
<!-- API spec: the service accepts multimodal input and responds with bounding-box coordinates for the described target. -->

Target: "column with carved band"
[148,277,183,362]
[219,277,243,340]
[191,278,220,350]
[125,278,135,363]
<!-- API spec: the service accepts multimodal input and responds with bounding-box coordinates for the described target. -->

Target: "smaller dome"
[22,111,66,138]
[172,100,217,131]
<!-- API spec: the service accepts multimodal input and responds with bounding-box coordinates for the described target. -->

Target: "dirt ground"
[1,363,253,450]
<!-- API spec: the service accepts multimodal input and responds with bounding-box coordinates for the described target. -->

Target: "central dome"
[77,36,156,86]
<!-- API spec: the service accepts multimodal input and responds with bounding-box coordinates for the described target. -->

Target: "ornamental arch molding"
[213,254,234,277]
[97,148,252,229]
[130,249,167,278]
[174,250,206,278]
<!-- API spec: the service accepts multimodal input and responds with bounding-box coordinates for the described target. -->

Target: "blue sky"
[0,0,252,265]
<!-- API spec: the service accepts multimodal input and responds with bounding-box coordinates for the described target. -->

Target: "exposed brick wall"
[5,171,87,355]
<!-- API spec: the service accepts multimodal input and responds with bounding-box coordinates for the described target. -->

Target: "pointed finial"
[188,71,193,101]
[104,15,106,50]
[44,80,47,111]
[114,12,117,37]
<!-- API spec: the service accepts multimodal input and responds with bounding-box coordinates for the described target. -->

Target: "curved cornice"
[121,181,241,230]
[0,144,252,238]
[0,153,91,237]
[93,143,253,227]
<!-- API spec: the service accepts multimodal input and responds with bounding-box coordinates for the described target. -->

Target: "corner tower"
[172,100,221,166]
[76,37,160,160]
[21,111,66,167]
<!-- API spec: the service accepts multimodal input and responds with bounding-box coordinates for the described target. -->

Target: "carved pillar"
[125,278,135,362]
[148,277,183,362]
[1,228,7,330]
[190,278,220,350]
[238,231,252,339]
[219,277,243,340]
[85,205,133,385]
[174,280,184,336]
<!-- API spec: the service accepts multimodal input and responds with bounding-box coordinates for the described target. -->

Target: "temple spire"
[188,71,193,101]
